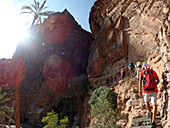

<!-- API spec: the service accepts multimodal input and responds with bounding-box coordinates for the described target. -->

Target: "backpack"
[142,69,156,92]
[129,62,135,70]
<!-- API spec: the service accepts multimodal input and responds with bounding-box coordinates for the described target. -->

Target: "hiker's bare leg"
[145,102,152,114]
[152,105,157,122]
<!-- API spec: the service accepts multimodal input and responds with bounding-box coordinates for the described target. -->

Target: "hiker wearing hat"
[136,61,142,81]
[138,63,159,127]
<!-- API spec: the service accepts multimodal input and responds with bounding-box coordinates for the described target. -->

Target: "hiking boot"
[146,112,152,123]
[150,113,152,123]
[151,121,156,128]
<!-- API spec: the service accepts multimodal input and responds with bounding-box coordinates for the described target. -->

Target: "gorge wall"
[88,0,164,79]
[87,0,169,127]
[19,10,93,126]
[0,9,93,127]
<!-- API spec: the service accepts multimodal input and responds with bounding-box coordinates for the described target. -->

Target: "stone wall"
[147,4,170,126]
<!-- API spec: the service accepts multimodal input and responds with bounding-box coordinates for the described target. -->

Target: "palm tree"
[20,0,53,28]
[0,87,14,127]
[13,58,25,128]
[15,1,54,127]
[13,1,53,127]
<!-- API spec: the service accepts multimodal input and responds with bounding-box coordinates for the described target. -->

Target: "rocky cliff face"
[0,9,92,126]
[88,0,166,79]
[87,0,169,127]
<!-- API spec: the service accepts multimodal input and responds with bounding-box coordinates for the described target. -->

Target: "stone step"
[131,116,162,128]
[131,123,162,127]
[131,125,162,128]
[132,116,162,123]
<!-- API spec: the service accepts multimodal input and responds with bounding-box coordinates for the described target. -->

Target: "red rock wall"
[88,0,166,80]
[88,0,169,127]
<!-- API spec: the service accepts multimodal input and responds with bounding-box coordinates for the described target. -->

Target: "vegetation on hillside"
[88,86,123,128]
[0,87,14,126]
[41,75,89,128]
[42,110,69,128]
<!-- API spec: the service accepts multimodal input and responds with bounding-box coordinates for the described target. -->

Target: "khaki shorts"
[142,92,158,105]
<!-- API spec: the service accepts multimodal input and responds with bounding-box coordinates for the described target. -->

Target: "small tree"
[88,86,122,127]
[42,110,69,128]
[0,87,14,126]
[21,0,54,28]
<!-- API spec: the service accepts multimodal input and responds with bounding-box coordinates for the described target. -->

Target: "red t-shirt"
[140,69,158,93]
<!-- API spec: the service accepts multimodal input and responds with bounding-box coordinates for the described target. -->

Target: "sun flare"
[0,1,32,58]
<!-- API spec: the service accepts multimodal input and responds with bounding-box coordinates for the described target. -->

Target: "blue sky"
[12,0,96,32]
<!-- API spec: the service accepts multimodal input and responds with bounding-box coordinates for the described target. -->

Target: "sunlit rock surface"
[88,0,165,78]
[0,57,25,88]
[87,0,169,127]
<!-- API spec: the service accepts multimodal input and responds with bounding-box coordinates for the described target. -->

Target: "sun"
[0,2,32,59]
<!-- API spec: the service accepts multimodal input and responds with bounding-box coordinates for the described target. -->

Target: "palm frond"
[21,6,32,10]
[0,98,10,105]
[0,106,12,113]
[21,0,49,27]
[5,114,15,124]
[0,87,14,124]
[33,0,37,7]
[0,110,13,122]
[20,11,35,14]
[4,108,15,123]
[0,114,5,123]
[21,6,36,14]
[40,6,49,12]
[37,2,40,9]
[0,104,12,110]
[34,0,39,11]
[0,92,7,101]
[40,0,47,10]
[31,4,36,10]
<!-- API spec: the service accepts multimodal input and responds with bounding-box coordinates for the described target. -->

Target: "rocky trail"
[128,79,163,128]
[113,77,165,128]
[131,116,162,128]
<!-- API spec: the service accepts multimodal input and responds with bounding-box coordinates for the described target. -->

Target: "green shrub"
[42,110,69,128]
[0,87,14,125]
[88,86,122,128]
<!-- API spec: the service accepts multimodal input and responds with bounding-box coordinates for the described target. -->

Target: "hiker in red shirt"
[121,68,126,80]
[138,63,159,127]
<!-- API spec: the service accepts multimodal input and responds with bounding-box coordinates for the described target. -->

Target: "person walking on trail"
[138,63,160,127]
[128,61,135,77]
[136,61,142,81]
[121,68,125,80]
[113,75,118,85]
[106,77,109,87]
